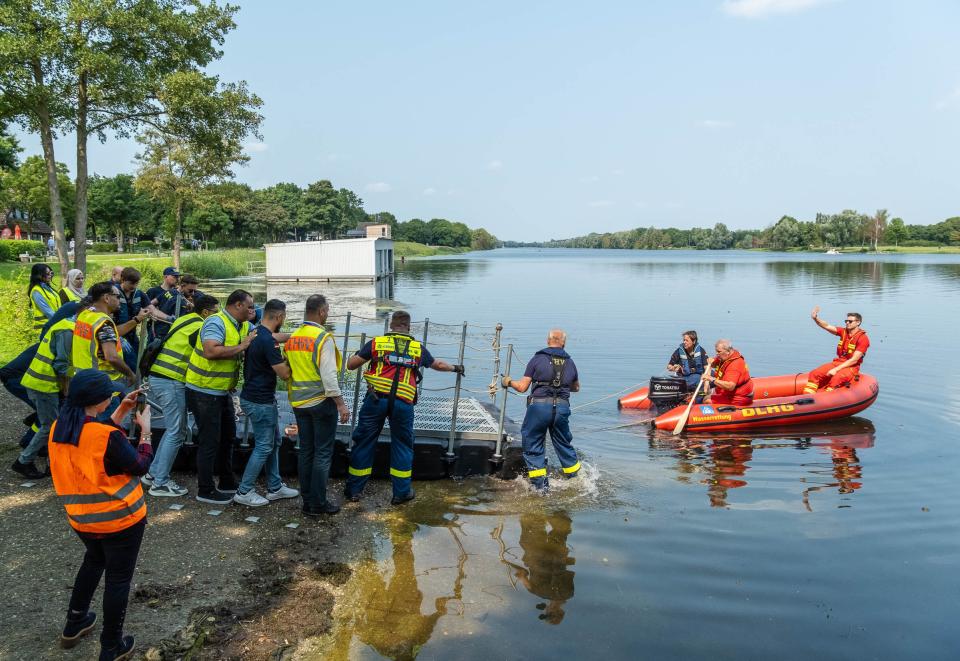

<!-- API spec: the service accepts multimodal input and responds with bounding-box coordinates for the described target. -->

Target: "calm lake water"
[218,249,960,660]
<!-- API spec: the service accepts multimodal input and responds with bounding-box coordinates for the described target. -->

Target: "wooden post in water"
[446,321,468,458]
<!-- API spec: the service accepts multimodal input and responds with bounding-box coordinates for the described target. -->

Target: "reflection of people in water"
[704,440,754,508]
[352,519,463,660]
[802,441,865,511]
[502,511,576,624]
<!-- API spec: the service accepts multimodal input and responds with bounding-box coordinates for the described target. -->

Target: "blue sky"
[13,0,960,240]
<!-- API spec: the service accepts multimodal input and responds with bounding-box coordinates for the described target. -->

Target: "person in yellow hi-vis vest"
[184,289,255,505]
[28,262,61,338]
[284,294,349,516]
[344,310,462,506]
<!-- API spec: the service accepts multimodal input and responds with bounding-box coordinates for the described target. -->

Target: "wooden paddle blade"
[672,379,704,435]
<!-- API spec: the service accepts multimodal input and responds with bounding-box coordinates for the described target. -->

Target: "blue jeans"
[294,399,338,509]
[20,388,60,464]
[345,392,415,499]
[148,377,187,487]
[520,401,580,490]
[238,398,283,495]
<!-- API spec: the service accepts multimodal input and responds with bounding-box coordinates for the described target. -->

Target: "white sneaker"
[140,473,155,486]
[266,484,299,501]
[149,481,188,497]
[233,490,269,507]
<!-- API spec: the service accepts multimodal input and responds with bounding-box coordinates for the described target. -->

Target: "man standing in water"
[502,329,581,492]
[803,307,870,393]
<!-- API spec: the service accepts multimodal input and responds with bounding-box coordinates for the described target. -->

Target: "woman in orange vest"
[48,369,152,660]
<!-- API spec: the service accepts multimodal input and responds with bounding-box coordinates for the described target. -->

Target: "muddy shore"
[0,388,394,661]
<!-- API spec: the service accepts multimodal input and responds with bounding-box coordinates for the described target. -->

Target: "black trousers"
[186,388,237,493]
[68,519,146,648]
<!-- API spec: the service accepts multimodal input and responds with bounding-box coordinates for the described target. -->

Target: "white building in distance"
[265,235,394,283]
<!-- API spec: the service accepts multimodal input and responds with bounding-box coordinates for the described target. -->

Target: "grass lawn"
[394,241,471,257]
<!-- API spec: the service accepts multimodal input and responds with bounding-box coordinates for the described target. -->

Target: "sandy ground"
[0,387,393,661]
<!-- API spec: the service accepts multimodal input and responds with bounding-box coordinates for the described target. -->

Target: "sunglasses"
[845,319,858,324]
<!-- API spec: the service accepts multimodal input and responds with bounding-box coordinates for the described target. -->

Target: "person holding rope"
[344,310,463,506]
[501,329,581,492]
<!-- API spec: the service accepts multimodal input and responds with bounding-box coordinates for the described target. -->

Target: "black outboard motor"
[648,376,688,414]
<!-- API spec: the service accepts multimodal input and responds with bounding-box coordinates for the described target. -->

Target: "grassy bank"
[394,241,471,258]
[0,249,264,363]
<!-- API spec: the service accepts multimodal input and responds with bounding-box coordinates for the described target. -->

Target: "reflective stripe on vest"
[185,311,249,391]
[836,328,865,365]
[72,308,124,381]
[362,334,422,404]
[48,420,147,534]
[678,344,707,376]
[149,313,202,382]
[29,284,61,333]
[22,318,75,393]
[285,323,342,409]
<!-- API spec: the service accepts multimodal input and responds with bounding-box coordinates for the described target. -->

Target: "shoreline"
[0,387,392,661]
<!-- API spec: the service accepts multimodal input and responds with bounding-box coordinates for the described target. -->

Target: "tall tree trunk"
[31,60,69,284]
[74,70,89,272]
[173,197,183,269]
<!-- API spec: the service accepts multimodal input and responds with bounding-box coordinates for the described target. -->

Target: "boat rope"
[570,383,648,412]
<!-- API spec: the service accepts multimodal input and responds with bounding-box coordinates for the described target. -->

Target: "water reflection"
[649,419,875,510]
[763,260,909,295]
[495,511,575,624]
[396,258,480,285]
[331,515,465,661]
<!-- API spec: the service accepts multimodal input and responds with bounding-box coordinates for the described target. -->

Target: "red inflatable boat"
[618,373,879,432]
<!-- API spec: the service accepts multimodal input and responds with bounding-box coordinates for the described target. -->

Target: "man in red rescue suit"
[803,307,870,393]
[703,339,753,406]
[344,311,463,505]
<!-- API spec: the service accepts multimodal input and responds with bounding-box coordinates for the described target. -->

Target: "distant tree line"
[505,210,960,251]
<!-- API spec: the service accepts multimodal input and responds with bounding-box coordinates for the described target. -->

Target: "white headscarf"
[66,269,86,299]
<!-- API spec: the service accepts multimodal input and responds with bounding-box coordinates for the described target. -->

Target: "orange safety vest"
[48,420,146,535]
[714,350,753,404]
[835,327,867,366]
[362,333,423,404]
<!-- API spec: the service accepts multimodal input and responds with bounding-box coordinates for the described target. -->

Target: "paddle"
[672,377,707,436]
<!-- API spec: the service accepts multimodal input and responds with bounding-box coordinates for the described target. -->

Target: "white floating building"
[265,228,394,283]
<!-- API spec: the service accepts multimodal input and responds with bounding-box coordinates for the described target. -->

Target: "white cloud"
[721,0,834,18]
[422,187,437,196]
[588,200,615,208]
[611,169,625,176]
[579,175,600,183]
[243,141,269,153]
[486,159,503,170]
[365,182,392,193]
[698,119,734,129]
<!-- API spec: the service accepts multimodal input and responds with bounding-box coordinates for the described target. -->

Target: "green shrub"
[0,278,38,362]
[205,241,217,250]
[181,249,261,279]
[900,239,940,247]
[137,240,156,250]
[0,239,45,262]
[91,242,118,253]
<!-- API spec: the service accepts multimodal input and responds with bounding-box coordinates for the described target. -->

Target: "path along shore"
[0,387,395,660]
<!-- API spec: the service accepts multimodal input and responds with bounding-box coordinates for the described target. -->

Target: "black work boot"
[391,489,416,506]
[60,611,97,648]
[99,634,135,661]
[11,459,46,480]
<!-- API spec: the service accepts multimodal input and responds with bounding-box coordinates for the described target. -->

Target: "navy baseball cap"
[163,267,180,276]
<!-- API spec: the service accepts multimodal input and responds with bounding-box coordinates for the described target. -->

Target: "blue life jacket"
[116,288,145,335]
[678,344,707,376]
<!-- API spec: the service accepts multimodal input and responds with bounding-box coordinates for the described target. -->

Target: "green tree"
[767,215,801,250]
[185,202,232,242]
[884,217,907,246]
[6,155,75,228]
[868,209,889,251]
[336,187,366,237]
[426,218,454,245]
[300,180,341,239]
[0,121,22,209]
[707,222,733,249]
[87,173,152,251]
[258,182,302,239]
[0,0,73,277]
[470,227,498,250]
[397,218,429,243]
[368,211,398,232]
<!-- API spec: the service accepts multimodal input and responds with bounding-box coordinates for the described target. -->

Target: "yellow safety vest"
[22,317,76,393]
[72,308,124,381]
[362,334,423,404]
[285,323,342,409]
[59,287,80,305]
[149,313,203,382]
[29,284,61,336]
[185,311,249,392]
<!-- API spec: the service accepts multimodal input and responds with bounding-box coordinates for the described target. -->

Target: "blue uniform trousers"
[345,392,415,499]
[520,400,581,490]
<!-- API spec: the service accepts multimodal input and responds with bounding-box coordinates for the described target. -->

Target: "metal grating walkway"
[389,396,501,439]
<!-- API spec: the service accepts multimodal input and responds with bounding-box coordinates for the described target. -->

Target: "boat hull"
[619,373,879,431]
